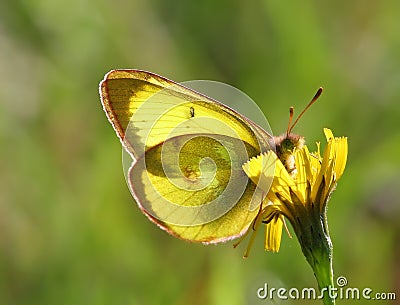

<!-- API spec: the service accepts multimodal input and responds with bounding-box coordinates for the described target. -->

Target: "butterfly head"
[274,133,305,175]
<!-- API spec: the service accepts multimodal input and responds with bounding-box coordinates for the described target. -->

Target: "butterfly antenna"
[288,87,323,134]
[286,107,294,137]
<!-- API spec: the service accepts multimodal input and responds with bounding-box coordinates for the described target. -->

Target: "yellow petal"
[295,148,308,203]
[264,214,284,252]
[333,137,348,179]
[307,147,322,186]
[271,160,297,203]
[323,158,335,200]
[315,141,321,158]
[323,128,334,142]
[311,138,332,202]
[242,151,276,193]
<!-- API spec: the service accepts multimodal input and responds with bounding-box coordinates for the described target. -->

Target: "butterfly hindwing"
[128,133,265,243]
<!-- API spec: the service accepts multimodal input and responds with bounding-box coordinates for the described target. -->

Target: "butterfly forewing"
[100,70,273,159]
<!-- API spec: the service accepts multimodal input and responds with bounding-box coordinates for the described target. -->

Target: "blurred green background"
[1,1,399,304]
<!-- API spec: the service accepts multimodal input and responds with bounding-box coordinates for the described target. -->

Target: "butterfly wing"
[129,133,266,243]
[100,69,273,159]
[100,69,275,243]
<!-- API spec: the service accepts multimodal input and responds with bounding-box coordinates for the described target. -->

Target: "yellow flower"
[235,128,347,305]
[238,128,347,256]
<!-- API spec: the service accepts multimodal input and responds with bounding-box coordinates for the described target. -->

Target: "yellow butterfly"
[99,70,320,245]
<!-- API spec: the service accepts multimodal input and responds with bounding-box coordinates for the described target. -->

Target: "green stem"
[291,204,335,305]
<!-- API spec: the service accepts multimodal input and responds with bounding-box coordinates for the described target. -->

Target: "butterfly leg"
[233,194,266,258]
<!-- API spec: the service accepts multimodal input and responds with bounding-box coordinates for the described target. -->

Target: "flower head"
[237,128,347,255]
[236,128,347,304]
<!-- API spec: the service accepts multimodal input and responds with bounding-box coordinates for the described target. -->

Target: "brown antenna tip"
[313,87,323,101]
